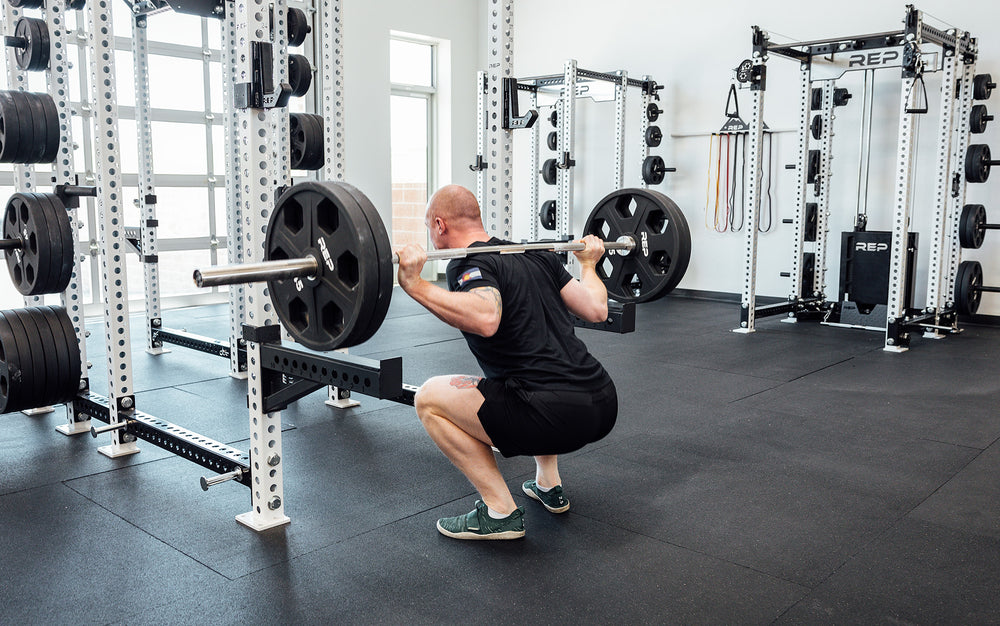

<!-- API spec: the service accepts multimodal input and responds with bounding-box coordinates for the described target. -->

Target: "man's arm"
[396,244,502,337]
[560,235,609,323]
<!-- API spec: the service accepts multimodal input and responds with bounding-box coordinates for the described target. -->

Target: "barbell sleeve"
[194,236,635,288]
[0,238,22,251]
[194,257,321,288]
[200,468,244,491]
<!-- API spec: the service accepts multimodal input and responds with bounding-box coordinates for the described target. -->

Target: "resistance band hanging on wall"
[705,83,774,233]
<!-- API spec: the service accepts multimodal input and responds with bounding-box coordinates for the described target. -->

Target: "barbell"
[194,181,691,351]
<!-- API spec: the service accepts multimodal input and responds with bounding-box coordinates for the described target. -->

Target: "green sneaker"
[436,500,525,540]
[522,480,570,513]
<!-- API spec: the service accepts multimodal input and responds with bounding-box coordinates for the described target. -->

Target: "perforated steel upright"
[45,0,89,432]
[810,83,837,300]
[786,65,811,305]
[612,71,628,189]
[474,70,486,208]
[482,0,513,239]
[221,9,246,378]
[527,88,540,241]
[923,42,962,334]
[556,59,575,238]
[637,77,652,189]
[85,0,138,457]
[736,41,767,333]
[944,61,976,303]
[271,0,289,191]
[131,14,164,357]
[232,0,290,531]
[319,0,344,181]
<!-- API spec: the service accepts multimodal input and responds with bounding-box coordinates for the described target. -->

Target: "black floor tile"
[909,442,1000,540]
[776,518,1000,624]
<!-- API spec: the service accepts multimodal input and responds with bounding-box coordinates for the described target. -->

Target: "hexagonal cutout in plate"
[321,301,344,336]
[316,197,339,235]
[336,251,358,288]
[287,296,309,333]
[283,197,304,234]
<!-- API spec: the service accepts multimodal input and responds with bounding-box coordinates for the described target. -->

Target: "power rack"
[735,4,980,352]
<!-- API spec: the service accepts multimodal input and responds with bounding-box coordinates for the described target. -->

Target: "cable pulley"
[193,182,690,350]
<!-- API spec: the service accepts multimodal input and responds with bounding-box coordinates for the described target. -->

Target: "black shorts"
[476,376,618,458]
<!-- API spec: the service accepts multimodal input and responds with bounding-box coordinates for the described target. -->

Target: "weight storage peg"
[546,131,558,151]
[965,144,999,184]
[4,17,50,72]
[954,260,1000,316]
[973,74,995,101]
[541,158,558,185]
[194,182,690,350]
[959,204,1000,249]
[646,102,662,122]
[970,105,993,134]
[642,155,675,186]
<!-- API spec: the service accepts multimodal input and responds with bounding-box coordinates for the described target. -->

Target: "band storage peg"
[541,158,558,185]
[201,467,244,491]
[644,125,662,147]
[965,144,999,184]
[642,155,674,185]
[286,7,311,47]
[539,200,556,231]
[288,54,312,97]
[970,105,993,134]
[973,74,995,101]
[546,131,558,151]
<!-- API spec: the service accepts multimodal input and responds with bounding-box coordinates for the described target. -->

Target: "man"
[395,184,618,540]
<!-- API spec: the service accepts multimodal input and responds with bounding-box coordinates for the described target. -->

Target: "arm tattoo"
[470,286,502,317]
[449,375,483,389]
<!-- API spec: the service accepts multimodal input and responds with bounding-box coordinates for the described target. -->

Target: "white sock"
[487,506,511,519]
[535,482,554,492]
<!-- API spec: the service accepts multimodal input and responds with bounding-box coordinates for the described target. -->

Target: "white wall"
[509,0,1000,317]
[341,0,480,230]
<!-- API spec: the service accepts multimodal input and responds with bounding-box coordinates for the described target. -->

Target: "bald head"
[425,185,487,249]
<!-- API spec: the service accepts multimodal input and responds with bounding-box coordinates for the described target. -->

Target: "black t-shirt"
[445,237,608,391]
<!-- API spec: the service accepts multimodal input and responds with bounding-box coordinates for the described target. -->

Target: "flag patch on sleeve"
[457,267,483,287]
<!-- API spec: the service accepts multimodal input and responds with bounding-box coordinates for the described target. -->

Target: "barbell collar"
[200,468,244,491]
[193,256,320,288]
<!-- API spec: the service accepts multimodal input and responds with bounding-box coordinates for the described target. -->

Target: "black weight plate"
[0,313,22,412]
[541,158,558,185]
[2,309,44,411]
[30,18,49,72]
[583,187,691,303]
[965,144,990,184]
[26,192,57,295]
[9,91,36,164]
[642,155,664,185]
[288,54,312,97]
[289,113,306,168]
[52,304,81,395]
[970,104,991,134]
[4,193,53,295]
[36,192,73,293]
[265,181,382,351]
[959,204,986,249]
[287,7,310,47]
[973,74,993,101]
[549,109,558,127]
[810,115,823,140]
[646,102,660,122]
[38,305,80,404]
[298,113,324,170]
[8,0,44,8]
[338,182,395,347]
[35,306,66,405]
[546,131,558,151]
[539,199,556,231]
[20,308,60,406]
[17,91,48,163]
[13,18,31,71]
[954,260,983,316]
[645,125,662,147]
[0,92,21,163]
[39,92,59,163]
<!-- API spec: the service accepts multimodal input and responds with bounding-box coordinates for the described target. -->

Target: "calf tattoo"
[449,375,482,389]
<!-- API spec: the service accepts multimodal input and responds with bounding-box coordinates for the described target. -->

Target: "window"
[389,36,436,250]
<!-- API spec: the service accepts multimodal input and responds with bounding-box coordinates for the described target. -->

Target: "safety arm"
[561,262,609,323]
[403,279,501,337]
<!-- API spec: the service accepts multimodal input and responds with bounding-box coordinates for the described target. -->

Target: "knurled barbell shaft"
[194,237,635,288]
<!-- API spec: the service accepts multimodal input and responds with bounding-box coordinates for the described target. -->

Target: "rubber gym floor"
[1,290,998,624]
